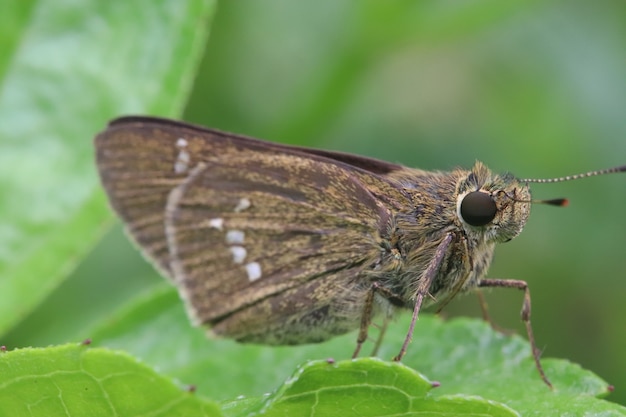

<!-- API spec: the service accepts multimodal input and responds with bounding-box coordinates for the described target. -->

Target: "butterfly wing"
[95,116,410,344]
[165,150,401,343]
[95,116,404,278]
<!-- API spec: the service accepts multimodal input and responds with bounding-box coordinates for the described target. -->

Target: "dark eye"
[460,191,497,226]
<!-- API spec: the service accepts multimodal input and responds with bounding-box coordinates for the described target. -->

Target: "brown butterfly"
[95,116,625,387]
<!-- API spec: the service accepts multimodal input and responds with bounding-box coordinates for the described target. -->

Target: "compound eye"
[460,191,497,226]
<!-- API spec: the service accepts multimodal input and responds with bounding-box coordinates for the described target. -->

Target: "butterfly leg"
[475,290,514,335]
[393,232,454,361]
[370,315,390,356]
[352,282,399,359]
[478,278,552,388]
[353,284,376,359]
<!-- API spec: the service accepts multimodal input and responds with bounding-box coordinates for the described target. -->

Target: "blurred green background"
[3,0,626,406]
[193,1,626,401]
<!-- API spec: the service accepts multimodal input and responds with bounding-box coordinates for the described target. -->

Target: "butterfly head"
[456,161,532,243]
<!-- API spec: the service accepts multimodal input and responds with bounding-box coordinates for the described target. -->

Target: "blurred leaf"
[0,344,221,417]
[0,0,216,334]
[185,0,533,143]
[2,226,162,347]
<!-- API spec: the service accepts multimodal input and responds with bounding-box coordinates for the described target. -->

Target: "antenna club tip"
[539,198,569,207]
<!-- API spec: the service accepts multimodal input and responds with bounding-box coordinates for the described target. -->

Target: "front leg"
[353,233,454,361]
[394,232,454,361]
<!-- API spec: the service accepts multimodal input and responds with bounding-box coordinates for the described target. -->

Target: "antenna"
[533,198,568,207]
[521,165,626,184]
[510,165,625,208]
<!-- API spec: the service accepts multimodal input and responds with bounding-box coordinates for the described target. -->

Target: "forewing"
[95,116,404,278]
[95,119,206,276]
[164,150,391,331]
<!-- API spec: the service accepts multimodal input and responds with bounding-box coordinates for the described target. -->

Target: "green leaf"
[398,319,623,416]
[87,289,625,416]
[0,0,216,335]
[0,344,222,417]
[233,359,518,417]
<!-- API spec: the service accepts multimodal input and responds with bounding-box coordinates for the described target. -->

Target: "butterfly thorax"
[371,161,531,310]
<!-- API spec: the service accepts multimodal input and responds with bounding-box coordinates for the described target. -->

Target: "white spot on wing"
[234,198,251,212]
[245,262,262,281]
[174,137,190,173]
[230,246,247,264]
[226,230,245,244]
[208,218,224,230]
